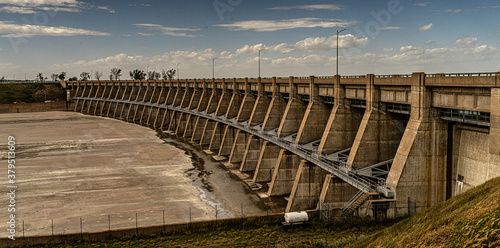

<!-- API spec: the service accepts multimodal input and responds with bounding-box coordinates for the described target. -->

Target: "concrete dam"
[61,72,500,218]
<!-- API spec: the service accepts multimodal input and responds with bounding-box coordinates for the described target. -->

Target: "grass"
[28,218,392,248]
[348,176,500,248]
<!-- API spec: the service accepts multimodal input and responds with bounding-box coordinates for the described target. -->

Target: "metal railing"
[74,97,395,196]
[440,108,490,127]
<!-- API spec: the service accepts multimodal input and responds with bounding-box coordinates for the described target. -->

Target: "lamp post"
[336,28,348,76]
[212,58,217,79]
[258,49,263,78]
[146,66,149,80]
[176,63,180,80]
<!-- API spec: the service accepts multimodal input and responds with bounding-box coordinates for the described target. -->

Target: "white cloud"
[0,21,110,37]
[455,37,478,48]
[0,6,36,14]
[267,4,342,11]
[0,0,114,13]
[418,23,433,33]
[383,48,395,52]
[425,40,435,45]
[0,0,80,7]
[399,45,420,52]
[381,26,401,30]
[214,18,356,32]
[134,24,201,37]
[236,34,368,55]
[413,2,430,7]
[97,6,115,13]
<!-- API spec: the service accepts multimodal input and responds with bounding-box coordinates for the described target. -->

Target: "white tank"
[284,211,309,225]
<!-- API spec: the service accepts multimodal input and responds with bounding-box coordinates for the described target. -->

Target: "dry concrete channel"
[0,111,273,238]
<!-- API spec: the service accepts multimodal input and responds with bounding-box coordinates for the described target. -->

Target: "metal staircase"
[341,191,370,216]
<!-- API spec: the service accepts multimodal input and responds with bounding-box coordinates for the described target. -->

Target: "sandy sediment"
[0,111,266,237]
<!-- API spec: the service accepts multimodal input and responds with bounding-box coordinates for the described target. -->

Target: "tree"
[162,69,176,80]
[36,73,45,82]
[0,76,5,82]
[80,72,90,81]
[110,68,122,80]
[129,69,146,80]
[148,71,161,80]
[51,74,59,82]
[95,71,103,81]
[68,77,78,81]
[58,72,66,81]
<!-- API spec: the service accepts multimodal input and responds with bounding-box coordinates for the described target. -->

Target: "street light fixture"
[176,63,180,80]
[336,28,348,76]
[258,49,263,78]
[212,58,217,79]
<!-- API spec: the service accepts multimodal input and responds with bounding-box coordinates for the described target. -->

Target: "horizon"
[0,0,499,80]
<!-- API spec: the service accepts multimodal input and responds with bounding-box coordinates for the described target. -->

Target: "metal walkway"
[75,97,395,197]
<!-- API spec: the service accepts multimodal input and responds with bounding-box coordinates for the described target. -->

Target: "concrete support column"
[240,136,265,172]
[488,84,500,179]
[249,78,271,126]
[347,74,404,169]
[200,120,215,147]
[318,75,361,155]
[253,141,280,182]
[387,72,448,214]
[262,77,287,131]
[296,76,331,144]
[286,161,329,212]
[229,130,250,164]
[277,77,308,137]
[268,149,302,196]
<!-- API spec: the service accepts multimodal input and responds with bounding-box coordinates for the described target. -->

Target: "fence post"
[189,207,192,228]
[135,212,138,234]
[163,210,165,232]
[22,220,24,240]
[51,219,54,239]
[241,202,243,217]
[108,215,110,232]
[216,205,218,221]
[80,218,83,240]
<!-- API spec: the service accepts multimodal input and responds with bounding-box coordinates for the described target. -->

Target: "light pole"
[146,66,149,80]
[258,49,263,78]
[24,73,27,81]
[336,28,348,76]
[176,63,180,80]
[212,58,217,79]
[90,70,93,81]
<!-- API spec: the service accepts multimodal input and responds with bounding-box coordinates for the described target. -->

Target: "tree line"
[37,68,177,82]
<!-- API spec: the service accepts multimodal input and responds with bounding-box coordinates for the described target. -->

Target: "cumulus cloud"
[425,40,436,45]
[134,24,200,37]
[236,34,368,55]
[455,37,478,48]
[214,18,356,32]
[267,4,342,11]
[0,21,110,37]
[399,45,420,52]
[418,23,433,33]
[383,48,395,52]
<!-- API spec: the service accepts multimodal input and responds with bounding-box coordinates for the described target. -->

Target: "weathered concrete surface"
[0,112,263,237]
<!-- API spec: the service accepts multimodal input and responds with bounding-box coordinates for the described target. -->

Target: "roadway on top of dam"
[74,96,395,198]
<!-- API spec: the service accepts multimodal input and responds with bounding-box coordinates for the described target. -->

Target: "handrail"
[74,97,395,196]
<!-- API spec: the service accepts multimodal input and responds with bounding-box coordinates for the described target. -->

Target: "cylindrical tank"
[284,211,309,225]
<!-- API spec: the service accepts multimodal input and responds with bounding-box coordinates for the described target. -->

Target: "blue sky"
[0,0,499,80]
